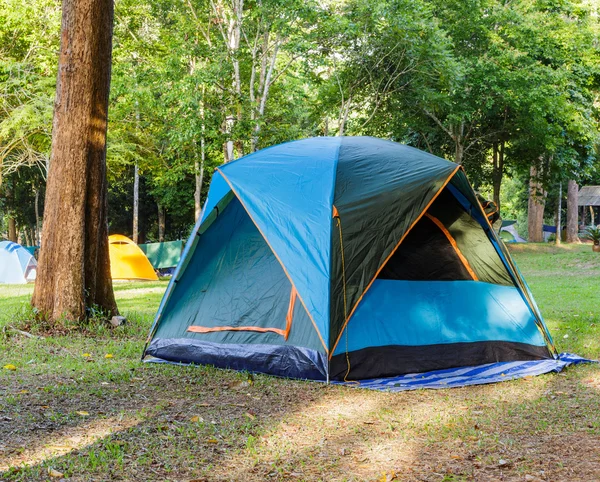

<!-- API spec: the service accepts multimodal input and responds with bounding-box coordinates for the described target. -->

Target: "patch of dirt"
[2,367,600,481]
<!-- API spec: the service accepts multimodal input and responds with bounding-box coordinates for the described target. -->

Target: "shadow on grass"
[2,362,600,482]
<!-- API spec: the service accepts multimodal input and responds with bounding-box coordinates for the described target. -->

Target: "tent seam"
[326,136,343,378]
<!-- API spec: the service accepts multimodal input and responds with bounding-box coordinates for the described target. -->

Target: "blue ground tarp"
[331,353,594,391]
[148,352,594,391]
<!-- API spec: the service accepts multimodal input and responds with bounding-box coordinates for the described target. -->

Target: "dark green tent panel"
[139,241,183,269]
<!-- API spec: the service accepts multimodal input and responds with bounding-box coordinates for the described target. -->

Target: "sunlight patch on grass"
[0,414,142,472]
[112,286,167,299]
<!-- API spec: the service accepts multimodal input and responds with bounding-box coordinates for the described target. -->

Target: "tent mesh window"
[377,188,512,286]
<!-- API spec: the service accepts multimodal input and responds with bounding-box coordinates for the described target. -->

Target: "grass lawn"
[1,244,599,481]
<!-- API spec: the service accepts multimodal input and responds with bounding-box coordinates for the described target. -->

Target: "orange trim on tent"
[424,213,478,281]
[187,287,297,340]
[329,165,461,359]
[215,167,329,354]
[332,205,339,218]
[285,286,297,341]
[187,325,287,336]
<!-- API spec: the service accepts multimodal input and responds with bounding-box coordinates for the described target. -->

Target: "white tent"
[0,241,37,284]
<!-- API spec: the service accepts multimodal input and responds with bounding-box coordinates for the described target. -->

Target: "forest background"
[1,0,600,244]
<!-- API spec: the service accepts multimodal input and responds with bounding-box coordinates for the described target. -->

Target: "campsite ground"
[1,244,599,482]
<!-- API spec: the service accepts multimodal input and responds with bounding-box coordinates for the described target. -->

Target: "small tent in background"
[144,137,559,385]
[108,235,158,281]
[0,241,37,284]
[139,240,183,274]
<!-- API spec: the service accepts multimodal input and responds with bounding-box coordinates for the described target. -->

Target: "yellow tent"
[108,235,158,281]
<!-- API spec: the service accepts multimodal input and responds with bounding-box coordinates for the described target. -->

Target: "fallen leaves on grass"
[76,411,89,417]
[82,353,92,357]
[104,353,114,359]
[47,468,64,478]
[3,364,16,370]
[190,415,204,423]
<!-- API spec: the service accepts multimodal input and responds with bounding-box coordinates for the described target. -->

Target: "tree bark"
[566,180,580,243]
[194,88,206,221]
[492,141,504,212]
[133,162,139,243]
[7,216,17,242]
[194,149,205,222]
[158,203,165,242]
[32,0,117,321]
[555,181,562,245]
[454,140,464,165]
[34,187,41,246]
[6,184,17,242]
[527,164,546,243]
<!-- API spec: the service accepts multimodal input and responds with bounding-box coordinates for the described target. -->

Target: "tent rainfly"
[108,235,158,281]
[0,241,37,284]
[143,137,557,382]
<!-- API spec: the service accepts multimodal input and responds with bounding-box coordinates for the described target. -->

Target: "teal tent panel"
[218,137,341,351]
[148,170,232,335]
[140,241,183,269]
[333,280,546,355]
[154,198,325,353]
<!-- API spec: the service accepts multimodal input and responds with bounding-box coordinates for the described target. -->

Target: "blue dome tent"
[0,241,37,284]
[143,137,558,384]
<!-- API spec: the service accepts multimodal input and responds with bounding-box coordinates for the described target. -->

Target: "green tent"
[139,241,183,269]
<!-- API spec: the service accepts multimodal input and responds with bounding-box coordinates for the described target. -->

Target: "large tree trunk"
[32,0,117,321]
[566,180,579,243]
[528,164,546,243]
